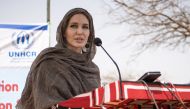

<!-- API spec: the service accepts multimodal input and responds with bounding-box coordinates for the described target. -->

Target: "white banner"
[0,70,27,109]
[0,23,49,67]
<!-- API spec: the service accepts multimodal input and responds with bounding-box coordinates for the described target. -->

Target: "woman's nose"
[76,27,83,34]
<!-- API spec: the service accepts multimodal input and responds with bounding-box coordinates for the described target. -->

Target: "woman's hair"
[56,8,96,62]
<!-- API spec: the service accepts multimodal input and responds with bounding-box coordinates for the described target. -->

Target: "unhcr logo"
[9,31,36,58]
[12,31,34,49]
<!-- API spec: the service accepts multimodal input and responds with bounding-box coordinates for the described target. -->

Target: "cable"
[169,82,186,105]
[138,80,159,109]
[160,82,188,109]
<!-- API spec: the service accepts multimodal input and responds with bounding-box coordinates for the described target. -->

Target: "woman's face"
[65,13,90,53]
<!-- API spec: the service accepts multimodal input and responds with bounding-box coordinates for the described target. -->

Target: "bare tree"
[106,0,190,54]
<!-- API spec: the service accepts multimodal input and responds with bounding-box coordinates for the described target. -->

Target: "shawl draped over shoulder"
[16,8,101,109]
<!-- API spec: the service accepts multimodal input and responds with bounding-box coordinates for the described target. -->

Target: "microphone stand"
[99,45,123,100]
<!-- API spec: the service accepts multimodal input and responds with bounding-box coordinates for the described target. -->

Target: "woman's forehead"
[68,14,89,24]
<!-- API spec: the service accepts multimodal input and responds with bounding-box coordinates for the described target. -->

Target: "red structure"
[59,81,190,109]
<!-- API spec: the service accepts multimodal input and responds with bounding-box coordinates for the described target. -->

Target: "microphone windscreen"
[94,37,102,46]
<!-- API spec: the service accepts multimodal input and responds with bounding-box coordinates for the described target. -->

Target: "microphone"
[94,37,123,100]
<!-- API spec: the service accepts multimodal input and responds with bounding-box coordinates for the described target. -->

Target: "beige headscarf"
[16,8,100,109]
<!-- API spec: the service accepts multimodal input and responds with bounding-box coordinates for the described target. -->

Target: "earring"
[82,43,90,53]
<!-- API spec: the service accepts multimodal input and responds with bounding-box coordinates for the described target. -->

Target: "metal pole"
[47,0,51,46]
[47,0,50,23]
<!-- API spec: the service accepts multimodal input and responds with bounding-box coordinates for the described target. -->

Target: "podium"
[58,81,190,109]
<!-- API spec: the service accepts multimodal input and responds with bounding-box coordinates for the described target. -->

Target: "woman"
[16,8,101,109]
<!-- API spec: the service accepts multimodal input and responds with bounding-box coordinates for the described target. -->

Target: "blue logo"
[12,31,34,49]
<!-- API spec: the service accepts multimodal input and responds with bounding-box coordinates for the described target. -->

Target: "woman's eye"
[83,25,89,29]
[70,24,78,29]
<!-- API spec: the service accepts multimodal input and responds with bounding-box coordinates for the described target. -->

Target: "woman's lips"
[75,37,84,43]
